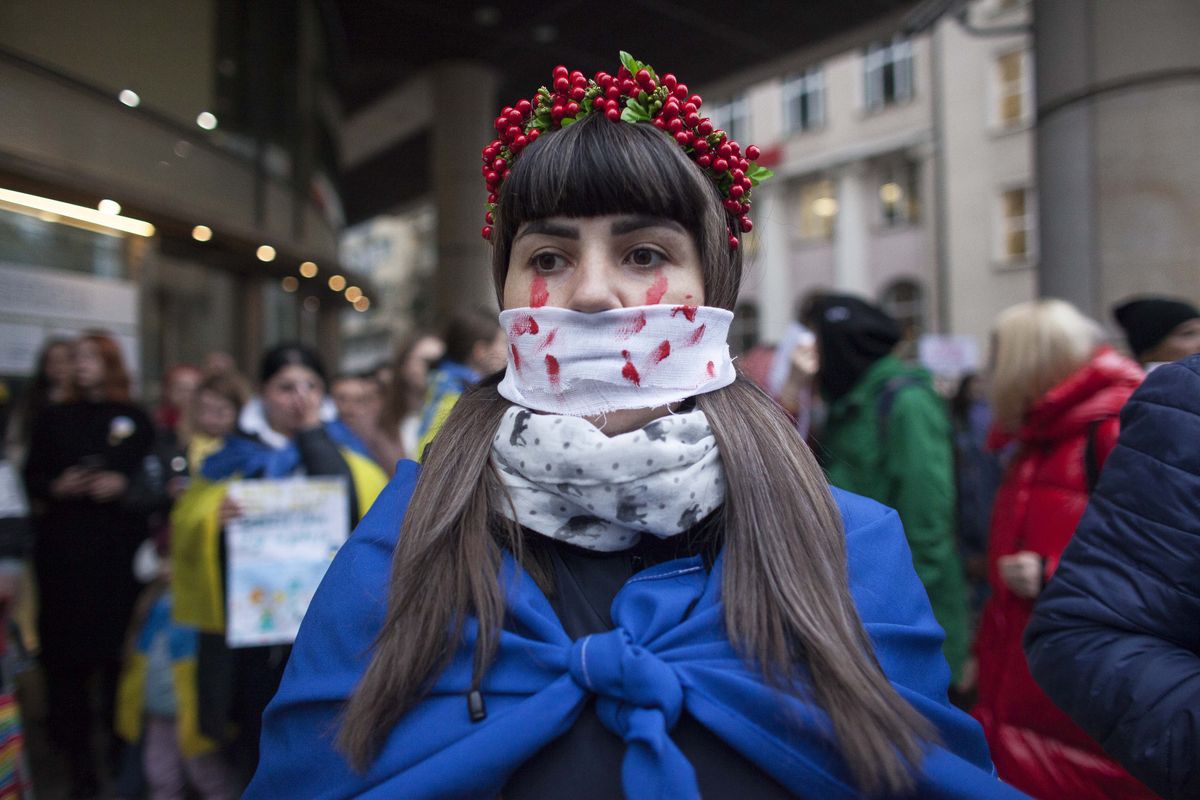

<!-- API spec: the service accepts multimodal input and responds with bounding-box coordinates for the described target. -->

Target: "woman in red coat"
[971,299,1152,799]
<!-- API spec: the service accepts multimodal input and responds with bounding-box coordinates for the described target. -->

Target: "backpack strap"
[1083,419,1103,493]
[876,375,925,444]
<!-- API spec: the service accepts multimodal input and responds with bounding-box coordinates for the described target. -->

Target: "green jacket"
[822,355,969,681]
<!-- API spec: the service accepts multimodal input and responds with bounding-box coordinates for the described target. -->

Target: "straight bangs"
[490,114,740,308]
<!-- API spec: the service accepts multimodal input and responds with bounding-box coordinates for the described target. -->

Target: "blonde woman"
[971,299,1151,798]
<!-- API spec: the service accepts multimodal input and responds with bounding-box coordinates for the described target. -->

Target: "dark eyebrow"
[514,220,579,241]
[610,215,688,236]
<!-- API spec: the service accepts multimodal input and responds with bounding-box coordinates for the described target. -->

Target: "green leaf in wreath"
[746,164,774,186]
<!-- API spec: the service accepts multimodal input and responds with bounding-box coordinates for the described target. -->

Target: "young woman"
[970,300,1152,799]
[248,58,1022,799]
[23,331,155,797]
[380,332,445,461]
[8,337,73,461]
[169,343,387,783]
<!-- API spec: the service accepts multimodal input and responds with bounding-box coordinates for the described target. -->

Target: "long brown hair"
[72,330,133,403]
[339,115,931,794]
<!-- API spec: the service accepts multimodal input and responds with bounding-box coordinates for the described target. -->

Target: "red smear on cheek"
[511,345,522,371]
[529,276,549,308]
[621,350,641,387]
[685,294,694,300]
[617,311,647,339]
[706,361,716,378]
[545,355,561,389]
[686,324,707,346]
[645,274,669,305]
[650,340,671,364]
[509,314,539,336]
[535,328,558,352]
[670,305,698,322]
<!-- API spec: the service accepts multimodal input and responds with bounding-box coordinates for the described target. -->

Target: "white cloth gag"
[491,405,725,552]
[496,305,736,417]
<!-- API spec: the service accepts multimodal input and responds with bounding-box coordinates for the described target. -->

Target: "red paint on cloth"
[509,315,539,336]
[535,328,558,352]
[645,274,669,305]
[621,350,641,387]
[686,324,707,346]
[617,311,648,339]
[545,354,561,390]
[510,345,522,371]
[670,305,698,322]
[706,361,716,378]
[529,276,549,308]
[650,340,671,364]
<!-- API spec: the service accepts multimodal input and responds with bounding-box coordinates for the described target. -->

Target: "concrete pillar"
[1034,0,1200,318]
[755,182,793,343]
[235,276,264,378]
[431,62,499,319]
[833,162,871,295]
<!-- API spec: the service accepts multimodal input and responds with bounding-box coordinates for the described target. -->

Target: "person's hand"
[955,655,978,695]
[87,470,129,502]
[998,551,1043,599]
[788,342,818,382]
[218,495,244,526]
[50,466,94,498]
[297,390,323,432]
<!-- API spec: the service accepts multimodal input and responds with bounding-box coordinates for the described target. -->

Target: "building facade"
[704,0,1035,358]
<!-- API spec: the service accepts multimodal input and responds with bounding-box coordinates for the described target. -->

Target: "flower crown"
[481,52,774,250]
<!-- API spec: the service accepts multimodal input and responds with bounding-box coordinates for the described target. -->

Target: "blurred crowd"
[0,292,1196,799]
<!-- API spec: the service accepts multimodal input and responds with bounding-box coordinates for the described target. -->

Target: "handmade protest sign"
[224,477,349,648]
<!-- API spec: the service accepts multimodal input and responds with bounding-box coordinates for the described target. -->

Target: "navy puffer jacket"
[1025,354,1200,799]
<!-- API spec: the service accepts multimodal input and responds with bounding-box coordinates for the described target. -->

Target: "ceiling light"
[879,182,903,204]
[192,225,213,242]
[353,297,371,312]
[299,261,318,278]
[303,296,320,312]
[118,89,140,108]
[0,187,155,237]
[97,199,121,215]
[281,276,299,292]
[196,111,218,130]
[345,286,362,302]
[328,274,346,291]
[257,245,276,262]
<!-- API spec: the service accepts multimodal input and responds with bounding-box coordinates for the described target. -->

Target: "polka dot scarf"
[491,405,725,552]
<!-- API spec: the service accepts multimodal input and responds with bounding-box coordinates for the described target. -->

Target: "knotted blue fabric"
[245,462,1029,799]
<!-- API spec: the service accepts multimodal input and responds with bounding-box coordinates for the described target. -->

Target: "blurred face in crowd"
[331,377,376,431]
[261,364,324,438]
[472,328,510,375]
[402,336,445,392]
[194,389,239,439]
[73,339,106,395]
[501,215,704,313]
[1144,318,1200,364]
[167,368,202,411]
[44,342,74,391]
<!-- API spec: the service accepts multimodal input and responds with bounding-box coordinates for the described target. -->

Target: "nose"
[563,246,621,313]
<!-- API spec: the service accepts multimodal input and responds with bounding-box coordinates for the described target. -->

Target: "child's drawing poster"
[224,477,349,648]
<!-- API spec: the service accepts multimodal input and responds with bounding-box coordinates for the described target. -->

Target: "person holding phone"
[23,331,155,798]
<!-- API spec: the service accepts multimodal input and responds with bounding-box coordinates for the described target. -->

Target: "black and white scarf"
[491,406,725,552]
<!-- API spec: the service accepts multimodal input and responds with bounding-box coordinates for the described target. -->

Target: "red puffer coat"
[972,348,1152,799]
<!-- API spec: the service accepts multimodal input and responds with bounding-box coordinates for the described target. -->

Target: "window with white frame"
[707,94,750,145]
[795,178,837,241]
[995,49,1031,128]
[863,37,914,112]
[782,67,825,134]
[877,159,921,227]
[999,187,1036,263]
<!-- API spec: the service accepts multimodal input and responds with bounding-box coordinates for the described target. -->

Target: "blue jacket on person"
[1025,354,1200,800]
[245,461,1025,799]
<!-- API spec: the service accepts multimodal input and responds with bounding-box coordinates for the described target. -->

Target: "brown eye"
[531,252,564,272]
[627,247,665,268]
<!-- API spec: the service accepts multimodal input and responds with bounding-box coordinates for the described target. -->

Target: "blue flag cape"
[200,421,368,481]
[246,462,1026,799]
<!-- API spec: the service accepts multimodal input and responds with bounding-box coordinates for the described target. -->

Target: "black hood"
[807,294,902,402]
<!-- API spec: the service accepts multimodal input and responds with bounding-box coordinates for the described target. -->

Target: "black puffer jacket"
[1025,354,1200,799]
